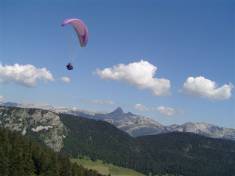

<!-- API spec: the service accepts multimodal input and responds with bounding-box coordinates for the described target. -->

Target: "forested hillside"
[138,132,235,176]
[61,113,149,169]
[61,114,235,176]
[0,128,104,176]
[1,107,235,176]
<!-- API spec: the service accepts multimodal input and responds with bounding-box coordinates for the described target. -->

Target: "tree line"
[0,128,105,176]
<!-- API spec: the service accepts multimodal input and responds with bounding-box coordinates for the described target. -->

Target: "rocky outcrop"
[0,106,67,152]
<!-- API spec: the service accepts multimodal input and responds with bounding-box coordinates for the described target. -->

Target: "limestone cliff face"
[0,106,67,152]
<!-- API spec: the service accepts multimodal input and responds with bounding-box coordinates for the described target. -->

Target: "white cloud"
[61,76,71,83]
[0,96,4,102]
[134,103,178,116]
[96,60,170,96]
[157,106,177,116]
[134,104,149,111]
[0,64,54,87]
[183,76,233,100]
[82,99,115,105]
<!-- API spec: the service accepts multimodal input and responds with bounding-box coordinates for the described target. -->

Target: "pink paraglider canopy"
[62,18,88,47]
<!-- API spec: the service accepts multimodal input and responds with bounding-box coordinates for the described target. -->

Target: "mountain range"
[1,102,235,141]
[56,105,235,141]
[0,104,235,176]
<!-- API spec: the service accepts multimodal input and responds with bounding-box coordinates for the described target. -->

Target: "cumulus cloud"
[82,99,115,105]
[134,103,178,116]
[0,64,54,87]
[157,106,177,116]
[183,76,233,100]
[96,60,170,96]
[134,104,149,111]
[61,76,71,83]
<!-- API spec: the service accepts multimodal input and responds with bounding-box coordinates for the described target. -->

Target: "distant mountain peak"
[110,107,124,115]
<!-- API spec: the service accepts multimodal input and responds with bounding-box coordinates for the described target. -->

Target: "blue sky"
[0,0,234,128]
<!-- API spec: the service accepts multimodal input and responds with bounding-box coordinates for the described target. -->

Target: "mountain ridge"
[1,102,235,141]
[61,106,235,141]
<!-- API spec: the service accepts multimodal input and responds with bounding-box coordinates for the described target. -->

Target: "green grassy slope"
[71,158,145,176]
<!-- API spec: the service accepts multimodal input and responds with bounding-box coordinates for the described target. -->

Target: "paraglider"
[61,18,88,70]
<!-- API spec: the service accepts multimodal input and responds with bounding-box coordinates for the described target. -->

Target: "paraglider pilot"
[66,63,73,70]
